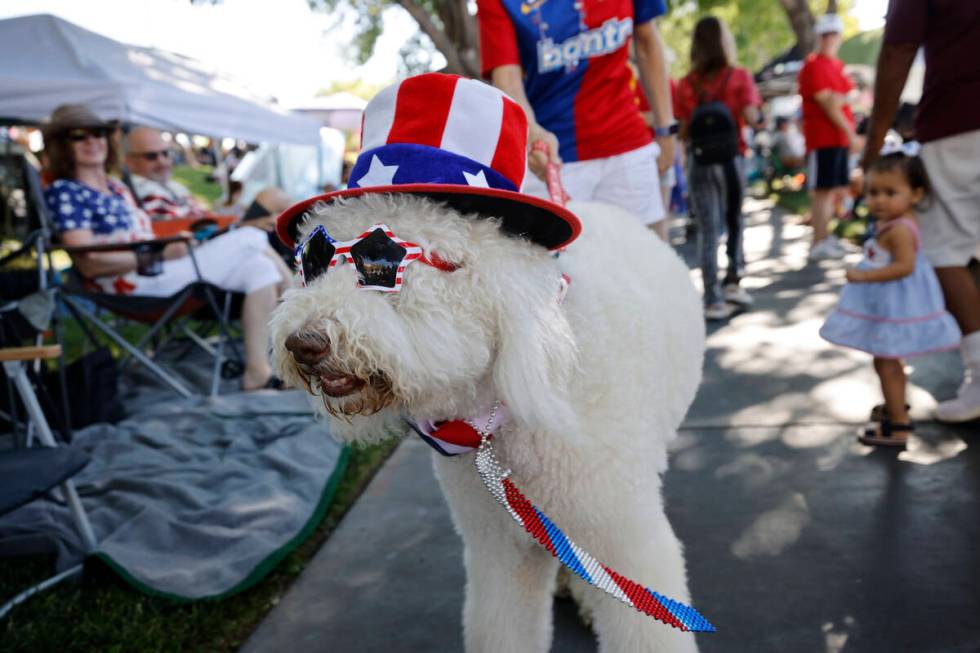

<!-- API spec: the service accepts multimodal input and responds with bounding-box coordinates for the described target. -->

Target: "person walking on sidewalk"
[798,13,856,261]
[476,0,677,233]
[675,15,762,320]
[820,149,960,447]
[857,0,980,424]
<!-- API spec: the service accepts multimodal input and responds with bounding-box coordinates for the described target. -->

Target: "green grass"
[772,188,810,216]
[0,438,399,653]
[170,165,223,206]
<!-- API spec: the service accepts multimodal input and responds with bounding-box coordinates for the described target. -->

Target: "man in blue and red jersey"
[477,0,677,231]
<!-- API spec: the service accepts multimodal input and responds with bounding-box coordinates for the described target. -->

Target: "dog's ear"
[488,258,580,438]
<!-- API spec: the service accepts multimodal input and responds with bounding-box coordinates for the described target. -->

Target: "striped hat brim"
[276,183,581,252]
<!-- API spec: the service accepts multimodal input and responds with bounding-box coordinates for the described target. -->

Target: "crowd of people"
[474,0,980,441]
[24,0,980,432]
[40,104,290,392]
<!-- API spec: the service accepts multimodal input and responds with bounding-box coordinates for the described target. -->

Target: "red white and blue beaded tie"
[410,405,715,633]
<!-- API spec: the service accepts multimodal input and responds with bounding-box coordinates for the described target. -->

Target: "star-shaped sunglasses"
[294,223,457,292]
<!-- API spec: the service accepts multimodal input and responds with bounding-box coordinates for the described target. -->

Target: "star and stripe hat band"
[277,73,581,251]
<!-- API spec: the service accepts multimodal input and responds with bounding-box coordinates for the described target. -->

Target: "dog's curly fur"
[271,193,705,652]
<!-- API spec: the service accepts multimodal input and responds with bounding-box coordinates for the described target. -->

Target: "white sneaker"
[723,283,754,306]
[832,236,858,254]
[935,375,980,423]
[808,237,845,261]
[704,302,735,321]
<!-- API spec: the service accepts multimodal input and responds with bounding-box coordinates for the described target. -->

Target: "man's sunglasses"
[130,149,172,162]
[66,128,108,142]
[295,223,457,293]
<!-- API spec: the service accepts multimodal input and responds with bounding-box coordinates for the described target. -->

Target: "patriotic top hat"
[277,73,581,251]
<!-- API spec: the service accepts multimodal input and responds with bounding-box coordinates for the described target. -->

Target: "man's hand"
[163,238,192,260]
[656,135,675,174]
[528,122,561,180]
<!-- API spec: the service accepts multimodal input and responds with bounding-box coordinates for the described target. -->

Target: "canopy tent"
[0,14,320,146]
[289,92,367,131]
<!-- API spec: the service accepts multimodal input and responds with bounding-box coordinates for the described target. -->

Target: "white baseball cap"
[815,13,844,36]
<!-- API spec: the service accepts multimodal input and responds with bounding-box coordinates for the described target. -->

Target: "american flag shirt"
[44,178,155,294]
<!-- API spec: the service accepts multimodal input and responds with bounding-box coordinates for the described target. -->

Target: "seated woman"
[42,104,290,391]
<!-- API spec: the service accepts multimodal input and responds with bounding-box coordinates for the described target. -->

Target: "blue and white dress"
[820,217,961,359]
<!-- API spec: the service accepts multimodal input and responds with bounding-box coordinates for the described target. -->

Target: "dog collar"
[405,404,508,457]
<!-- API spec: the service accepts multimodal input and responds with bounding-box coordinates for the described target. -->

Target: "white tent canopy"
[0,14,321,146]
[289,92,367,130]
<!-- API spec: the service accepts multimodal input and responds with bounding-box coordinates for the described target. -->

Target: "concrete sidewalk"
[244,201,980,653]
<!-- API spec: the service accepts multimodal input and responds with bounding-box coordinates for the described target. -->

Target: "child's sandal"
[869,403,911,422]
[858,419,913,448]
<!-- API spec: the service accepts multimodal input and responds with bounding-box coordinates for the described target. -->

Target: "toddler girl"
[820,145,961,447]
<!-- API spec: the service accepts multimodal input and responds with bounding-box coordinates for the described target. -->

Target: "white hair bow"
[880,140,921,157]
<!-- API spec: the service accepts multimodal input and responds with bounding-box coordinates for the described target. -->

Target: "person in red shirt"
[797,13,857,261]
[675,15,762,320]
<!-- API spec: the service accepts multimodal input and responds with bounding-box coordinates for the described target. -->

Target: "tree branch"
[396,0,478,76]
[778,0,815,54]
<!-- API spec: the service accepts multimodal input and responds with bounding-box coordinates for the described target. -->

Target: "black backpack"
[688,68,739,165]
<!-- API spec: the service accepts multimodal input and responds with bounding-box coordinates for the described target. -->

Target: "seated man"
[125,127,206,221]
[772,116,806,170]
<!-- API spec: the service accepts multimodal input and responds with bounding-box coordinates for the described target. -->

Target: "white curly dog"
[270,189,706,652]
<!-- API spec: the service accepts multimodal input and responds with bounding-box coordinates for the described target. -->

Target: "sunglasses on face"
[294,223,457,292]
[131,149,172,162]
[66,128,108,142]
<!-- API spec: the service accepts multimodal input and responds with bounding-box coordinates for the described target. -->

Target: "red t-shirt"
[675,67,760,154]
[797,53,855,151]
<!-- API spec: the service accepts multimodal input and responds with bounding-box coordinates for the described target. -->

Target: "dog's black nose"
[285,332,329,368]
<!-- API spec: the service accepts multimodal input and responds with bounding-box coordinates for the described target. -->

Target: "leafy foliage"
[661,0,859,76]
[305,0,860,87]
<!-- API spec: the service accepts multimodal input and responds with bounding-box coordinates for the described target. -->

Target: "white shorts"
[99,226,283,297]
[522,142,665,225]
[919,128,980,267]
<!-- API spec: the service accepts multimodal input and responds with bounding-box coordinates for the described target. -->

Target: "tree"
[779,0,816,54]
[310,0,479,77]
[305,0,856,82]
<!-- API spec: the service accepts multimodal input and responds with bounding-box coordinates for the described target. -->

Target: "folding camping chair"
[0,344,97,620]
[19,157,243,398]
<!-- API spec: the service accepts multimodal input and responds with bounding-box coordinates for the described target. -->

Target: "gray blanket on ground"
[0,390,342,600]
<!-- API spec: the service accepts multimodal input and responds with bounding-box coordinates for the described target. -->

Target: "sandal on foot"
[263,375,285,390]
[869,403,911,422]
[858,419,913,448]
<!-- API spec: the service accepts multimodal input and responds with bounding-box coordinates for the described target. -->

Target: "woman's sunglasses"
[66,127,108,142]
[295,223,457,292]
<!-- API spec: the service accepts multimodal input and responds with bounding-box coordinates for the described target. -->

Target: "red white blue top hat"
[277,73,581,251]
